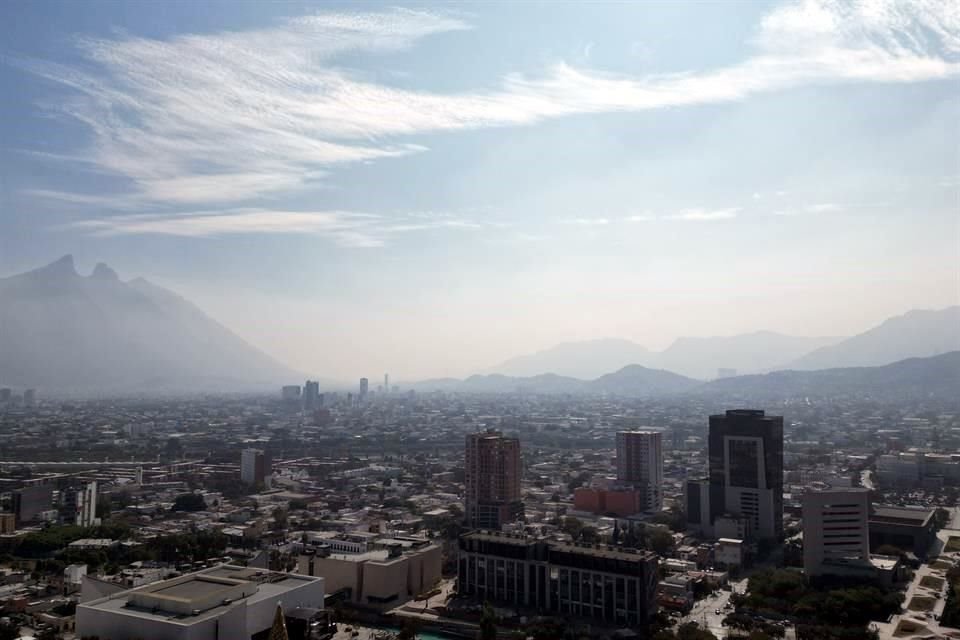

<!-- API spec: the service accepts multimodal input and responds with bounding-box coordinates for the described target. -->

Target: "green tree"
[479,602,497,640]
[397,618,419,640]
[171,493,206,512]
[649,529,675,555]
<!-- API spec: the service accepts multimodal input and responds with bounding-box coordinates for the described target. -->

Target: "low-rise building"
[77,564,324,640]
[298,539,440,609]
[458,531,658,626]
[868,505,936,559]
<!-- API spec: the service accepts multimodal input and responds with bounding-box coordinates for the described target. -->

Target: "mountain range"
[490,333,842,379]
[2,256,957,398]
[414,351,960,400]
[695,351,960,400]
[488,306,959,380]
[0,256,301,394]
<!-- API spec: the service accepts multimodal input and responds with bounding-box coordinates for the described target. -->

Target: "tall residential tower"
[465,430,523,530]
[616,430,664,512]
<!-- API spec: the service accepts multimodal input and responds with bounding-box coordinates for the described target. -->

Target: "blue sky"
[1,0,958,380]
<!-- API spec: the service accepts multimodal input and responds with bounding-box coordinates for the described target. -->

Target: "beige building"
[77,564,324,640]
[802,487,871,577]
[298,539,441,609]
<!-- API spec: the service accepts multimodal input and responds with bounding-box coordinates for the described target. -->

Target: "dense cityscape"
[0,377,956,640]
[2,0,957,639]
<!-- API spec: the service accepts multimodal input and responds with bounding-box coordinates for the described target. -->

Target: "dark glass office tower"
[708,409,783,540]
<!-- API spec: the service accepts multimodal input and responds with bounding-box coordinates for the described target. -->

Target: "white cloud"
[772,202,845,216]
[17,1,960,239]
[625,214,657,222]
[66,208,483,247]
[562,217,610,226]
[805,202,841,213]
[668,207,740,221]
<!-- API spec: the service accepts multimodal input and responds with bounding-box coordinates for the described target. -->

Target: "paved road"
[681,578,748,638]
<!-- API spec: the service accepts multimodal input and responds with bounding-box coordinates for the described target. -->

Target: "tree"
[649,529,675,555]
[397,618,418,640]
[272,507,288,531]
[580,526,600,544]
[171,493,206,512]
[561,516,584,540]
[479,602,497,640]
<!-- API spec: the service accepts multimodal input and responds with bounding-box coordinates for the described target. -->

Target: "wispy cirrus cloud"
[562,217,610,226]
[668,207,740,221]
[67,208,484,248]
[16,1,960,243]
[772,202,843,216]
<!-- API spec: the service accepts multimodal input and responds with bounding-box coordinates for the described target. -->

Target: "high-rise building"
[62,481,99,528]
[281,385,301,402]
[802,487,871,577]
[709,409,783,540]
[359,378,369,402]
[13,483,53,526]
[384,374,389,394]
[23,389,36,407]
[465,430,523,529]
[241,449,272,486]
[0,388,10,403]
[302,381,320,411]
[687,409,783,541]
[616,430,664,512]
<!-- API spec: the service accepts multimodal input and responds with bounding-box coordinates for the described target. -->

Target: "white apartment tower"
[616,430,664,512]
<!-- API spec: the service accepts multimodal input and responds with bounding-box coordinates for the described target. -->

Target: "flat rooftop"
[153,579,233,601]
[869,506,934,527]
[79,564,322,623]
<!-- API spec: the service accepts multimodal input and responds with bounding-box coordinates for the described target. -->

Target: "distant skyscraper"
[803,487,871,577]
[241,448,272,486]
[281,385,302,402]
[616,430,664,512]
[302,381,320,411]
[384,373,389,394]
[0,388,10,403]
[23,389,36,407]
[465,430,523,529]
[13,483,53,525]
[62,481,99,528]
[359,378,369,402]
[694,409,783,541]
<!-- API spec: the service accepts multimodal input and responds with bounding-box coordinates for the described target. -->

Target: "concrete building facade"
[76,565,324,640]
[458,531,658,626]
[615,430,664,512]
[802,488,871,577]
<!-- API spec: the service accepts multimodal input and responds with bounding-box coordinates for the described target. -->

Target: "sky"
[0,0,958,382]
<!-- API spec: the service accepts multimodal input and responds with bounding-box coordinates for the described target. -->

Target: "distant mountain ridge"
[491,332,842,379]
[0,255,302,394]
[696,351,960,400]
[413,364,699,396]
[415,352,959,401]
[782,307,960,371]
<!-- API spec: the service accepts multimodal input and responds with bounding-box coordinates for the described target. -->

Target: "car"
[715,609,721,615]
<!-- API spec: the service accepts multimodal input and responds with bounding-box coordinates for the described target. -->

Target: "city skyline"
[1,0,957,381]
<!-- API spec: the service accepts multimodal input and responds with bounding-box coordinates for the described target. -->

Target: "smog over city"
[0,2,958,640]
